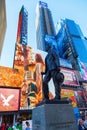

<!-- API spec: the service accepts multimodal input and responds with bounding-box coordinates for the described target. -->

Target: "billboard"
[9,44,48,108]
[61,89,87,109]
[74,90,87,109]
[59,58,72,69]
[61,89,77,107]
[78,59,87,81]
[39,1,48,8]
[60,67,79,86]
[0,87,20,112]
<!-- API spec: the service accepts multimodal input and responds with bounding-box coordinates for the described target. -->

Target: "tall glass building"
[16,5,28,45]
[56,18,87,71]
[13,6,28,69]
[35,1,56,51]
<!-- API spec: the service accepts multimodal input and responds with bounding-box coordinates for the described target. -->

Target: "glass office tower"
[13,6,28,69]
[16,5,28,45]
[56,18,87,71]
[36,1,56,51]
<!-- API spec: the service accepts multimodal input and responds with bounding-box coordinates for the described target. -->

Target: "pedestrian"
[78,118,86,130]
[1,123,5,130]
[6,123,10,130]
[25,121,30,130]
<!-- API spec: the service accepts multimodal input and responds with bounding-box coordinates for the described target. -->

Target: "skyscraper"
[16,5,28,45]
[13,6,28,69]
[36,1,56,51]
[56,18,87,71]
[14,6,35,82]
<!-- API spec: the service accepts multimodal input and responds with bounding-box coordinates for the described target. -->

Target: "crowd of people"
[0,121,31,130]
[1,116,87,130]
[0,122,22,130]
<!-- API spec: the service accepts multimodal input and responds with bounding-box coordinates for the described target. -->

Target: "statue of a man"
[41,43,64,101]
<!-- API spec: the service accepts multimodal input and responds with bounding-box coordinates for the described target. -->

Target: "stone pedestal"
[32,103,78,130]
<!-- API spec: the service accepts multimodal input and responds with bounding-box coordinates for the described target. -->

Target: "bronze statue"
[41,43,64,101]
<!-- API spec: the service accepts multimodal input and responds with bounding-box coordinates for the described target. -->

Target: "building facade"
[56,19,87,112]
[0,0,6,56]
[35,1,56,51]
[56,18,87,71]
[13,6,28,69]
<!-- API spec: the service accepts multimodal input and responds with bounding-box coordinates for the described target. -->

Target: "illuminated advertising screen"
[16,10,22,43]
[61,89,77,107]
[60,67,79,86]
[0,87,20,112]
[74,90,87,109]
[78,59,87,81]
[59,58,72,69]
[13,45,45,108]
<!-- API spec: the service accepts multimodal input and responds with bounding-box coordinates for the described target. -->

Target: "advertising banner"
[74,90,87,108]
[61,89,77,107]
[0,87,20,112]
[60,67,79,86]
[78,59,87,81]
[39,1,48,8]
[61,89,87,109]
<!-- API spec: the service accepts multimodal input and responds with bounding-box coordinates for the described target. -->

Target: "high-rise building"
[56,18,87,71]
[16,5,28,45]
[13,6,28,69]
[35,1,56,51]
[0,0,6,56]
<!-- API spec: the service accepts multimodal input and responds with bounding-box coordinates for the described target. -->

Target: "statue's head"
[45,42,52,51]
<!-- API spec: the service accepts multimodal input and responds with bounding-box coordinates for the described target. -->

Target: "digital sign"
[74,90,87,109]
[61,89,77,107]
[78,59,87,81]
[0,87,20,112]
[39,1,48,8]
[60,58,72,69]
[60,67,79,86]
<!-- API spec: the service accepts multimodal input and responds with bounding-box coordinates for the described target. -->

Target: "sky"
[0,0,87,68]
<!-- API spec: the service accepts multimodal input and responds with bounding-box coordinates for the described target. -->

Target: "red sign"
[0,87,20,112]
[60,67,79,86]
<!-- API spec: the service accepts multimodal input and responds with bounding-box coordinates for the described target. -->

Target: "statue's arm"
[41,57,47,75]
[53,49,60,71]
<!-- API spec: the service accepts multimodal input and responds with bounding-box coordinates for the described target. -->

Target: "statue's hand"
[41,72,46,75]
[57,67,60,72]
